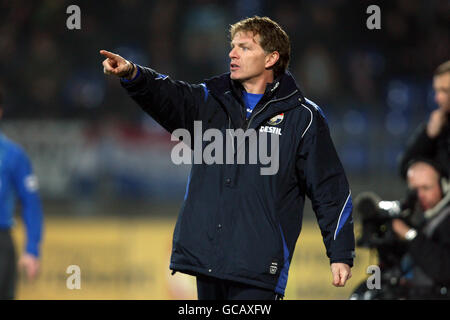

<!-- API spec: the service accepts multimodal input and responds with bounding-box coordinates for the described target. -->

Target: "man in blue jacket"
[101,16,354,300]
[0,90,44,299]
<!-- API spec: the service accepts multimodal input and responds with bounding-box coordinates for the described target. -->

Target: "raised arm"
[100,49,208,136]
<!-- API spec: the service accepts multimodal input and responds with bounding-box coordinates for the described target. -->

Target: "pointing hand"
[100,50,136,79]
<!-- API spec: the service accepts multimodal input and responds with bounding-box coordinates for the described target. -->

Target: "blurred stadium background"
[1,0,449,299]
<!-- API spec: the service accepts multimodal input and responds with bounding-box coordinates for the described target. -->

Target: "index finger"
[339,270,350,286]
[332,271,340,286]
[340,275,347,286]
[99,49,117,59]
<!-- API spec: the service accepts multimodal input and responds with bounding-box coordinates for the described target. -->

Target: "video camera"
[354,189,418,250]
[349,189,420,299]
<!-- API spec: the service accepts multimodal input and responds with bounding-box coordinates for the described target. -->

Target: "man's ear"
[265,51,280,69]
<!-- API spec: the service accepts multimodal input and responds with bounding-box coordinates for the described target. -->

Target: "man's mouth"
[230,63,240,71]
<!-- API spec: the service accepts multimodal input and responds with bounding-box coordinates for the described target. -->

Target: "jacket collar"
[204,71,305,128]
[205,70,303,100]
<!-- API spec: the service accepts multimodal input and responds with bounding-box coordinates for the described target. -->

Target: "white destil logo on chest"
[259,126,282,135]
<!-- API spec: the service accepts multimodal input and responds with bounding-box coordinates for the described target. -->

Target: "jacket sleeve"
[120,65,207,136]
[296,108,355,266]
[11,147,44,257]
[398,123,437,178]
[408,216,450,283]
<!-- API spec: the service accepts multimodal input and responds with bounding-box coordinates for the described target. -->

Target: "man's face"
[407,163,443,211]
[229,31,269,82]
[433,72,450,113]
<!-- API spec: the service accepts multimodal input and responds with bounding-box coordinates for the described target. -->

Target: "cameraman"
[392,159,450,299]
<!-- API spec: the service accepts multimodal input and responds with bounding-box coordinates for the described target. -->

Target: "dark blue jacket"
[120,66,355,295]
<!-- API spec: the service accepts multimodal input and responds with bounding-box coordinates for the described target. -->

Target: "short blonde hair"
[434,60,450,77]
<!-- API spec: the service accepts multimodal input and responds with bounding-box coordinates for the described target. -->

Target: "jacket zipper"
[246,89,298,130]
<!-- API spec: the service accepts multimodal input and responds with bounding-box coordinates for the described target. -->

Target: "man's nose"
[434,91,444,106]
[434,92,439,104]
[229,47,238,59]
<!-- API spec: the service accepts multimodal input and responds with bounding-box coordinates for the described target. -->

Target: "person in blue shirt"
[0,91,43,299]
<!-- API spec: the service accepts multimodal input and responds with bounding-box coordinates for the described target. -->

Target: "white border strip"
[333,191,352,240]
[300,104,313,138]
